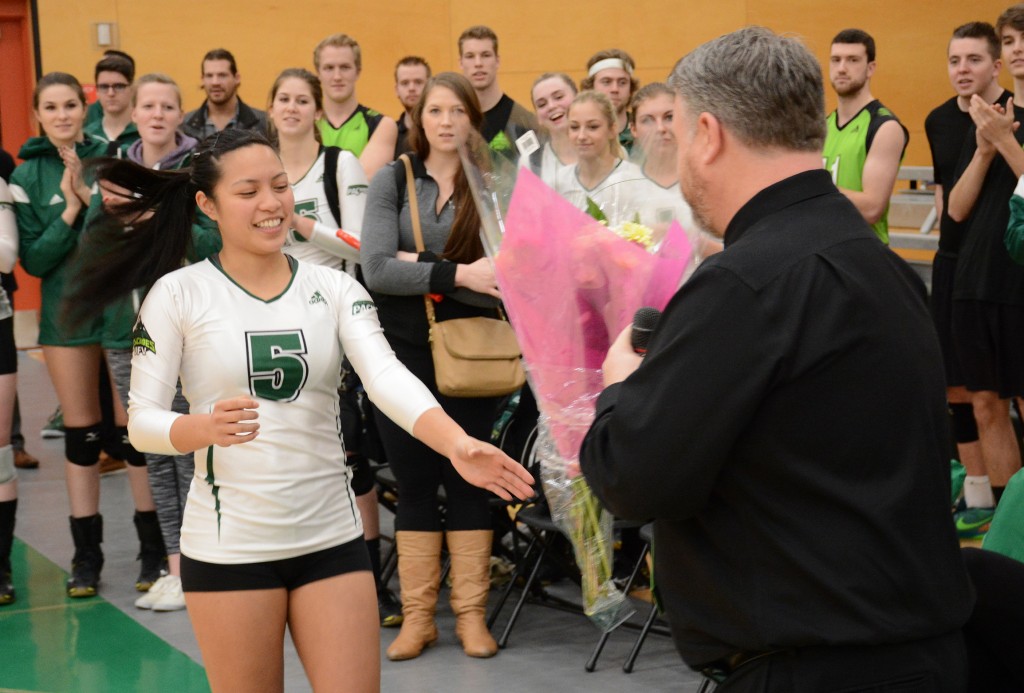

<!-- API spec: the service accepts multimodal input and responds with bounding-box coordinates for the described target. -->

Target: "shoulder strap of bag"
[399,154,437,326]
[323,146,342,227]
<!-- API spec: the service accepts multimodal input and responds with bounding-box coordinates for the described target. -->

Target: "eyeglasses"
[96,83,129,93]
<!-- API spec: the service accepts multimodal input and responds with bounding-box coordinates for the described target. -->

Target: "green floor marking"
[0,540,210,693]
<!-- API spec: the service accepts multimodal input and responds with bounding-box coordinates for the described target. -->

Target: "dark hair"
[67,129,276,324]
[952,21,1000,61]
[407,72,485,264]
[202,48,238,75]
[33,72,86,110]
[266,68,323,145]
[395,55,432,81]
[831,28,876,62]
[997,4,1024,37]
[103,49,136,70]
[458,25,498,57]
[94,55,134,83]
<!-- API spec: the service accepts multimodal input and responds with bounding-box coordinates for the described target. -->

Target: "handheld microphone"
[630,307,661,355]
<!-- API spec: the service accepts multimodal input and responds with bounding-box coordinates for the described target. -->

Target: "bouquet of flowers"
[462,143,693,631]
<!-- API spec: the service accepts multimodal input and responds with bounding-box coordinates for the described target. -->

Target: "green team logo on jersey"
[489,131,513,153]
[347,184,368,196]
[352,300,375,316]
[132,321,156,356]
[246,330,309,402]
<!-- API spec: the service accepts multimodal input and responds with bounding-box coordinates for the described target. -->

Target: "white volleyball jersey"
[128,257,438,563]
[644,180,697,234]
[285,149,368,276]
[537,143,573,188]
[554,159,654,226]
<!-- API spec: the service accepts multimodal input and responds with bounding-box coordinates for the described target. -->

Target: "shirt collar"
[723,169,835,247]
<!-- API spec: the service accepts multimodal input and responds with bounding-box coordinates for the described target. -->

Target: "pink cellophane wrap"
[495,168,693,465]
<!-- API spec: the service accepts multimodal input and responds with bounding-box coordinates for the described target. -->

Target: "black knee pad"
[65,425,103,467]
[105,426,146,467]
[348,453,375,496]
[950,403,979,444]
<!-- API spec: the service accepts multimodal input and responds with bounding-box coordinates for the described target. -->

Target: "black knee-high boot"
[0,498,15,605]
[133,510,167,591]
[67,514,104,598]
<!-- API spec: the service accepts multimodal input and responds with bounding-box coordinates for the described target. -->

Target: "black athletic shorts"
[0,316,15,376]
[929,251,963,387]
[180,537,371,592]
[951,298,1024,398]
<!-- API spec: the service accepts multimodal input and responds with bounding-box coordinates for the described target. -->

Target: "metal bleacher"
[888,165,938,290]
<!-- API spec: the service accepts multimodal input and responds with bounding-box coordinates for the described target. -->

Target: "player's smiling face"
[270,77,319,139]
[197,144,294,258]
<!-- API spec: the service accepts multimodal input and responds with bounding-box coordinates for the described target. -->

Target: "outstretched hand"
[448,435,536,501]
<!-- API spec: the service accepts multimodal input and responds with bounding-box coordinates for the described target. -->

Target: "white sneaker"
[135,574,174,610]
[150,575,186,612]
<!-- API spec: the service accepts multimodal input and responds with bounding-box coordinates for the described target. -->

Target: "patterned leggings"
[105,348,193,554]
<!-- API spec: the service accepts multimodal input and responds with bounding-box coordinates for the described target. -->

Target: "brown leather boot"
[386,531,442,661]
[447,530,498,658]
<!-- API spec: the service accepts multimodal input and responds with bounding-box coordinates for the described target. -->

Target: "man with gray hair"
[580,26,971,690]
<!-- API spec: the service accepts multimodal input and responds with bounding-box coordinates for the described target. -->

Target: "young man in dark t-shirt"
[393,56,431,160]
[925,21,1008,537]
[947,4,1024,513]
[457,25,538,157]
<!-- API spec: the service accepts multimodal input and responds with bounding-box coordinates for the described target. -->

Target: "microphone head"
[631,306,662,354]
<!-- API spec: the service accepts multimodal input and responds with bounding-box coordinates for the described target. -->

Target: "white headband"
[588,58,633,78]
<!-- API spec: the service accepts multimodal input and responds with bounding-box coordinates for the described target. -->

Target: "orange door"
[0,3,42,313]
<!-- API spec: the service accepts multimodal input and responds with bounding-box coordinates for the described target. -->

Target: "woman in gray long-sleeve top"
[360,72,505,663]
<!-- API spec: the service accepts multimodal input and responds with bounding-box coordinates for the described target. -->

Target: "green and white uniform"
[128,258,438,563]
[10,135,108,345]
[317,104,383,158]
[286,148,368,276]
[555,159,660,225]
[822,100,907,244]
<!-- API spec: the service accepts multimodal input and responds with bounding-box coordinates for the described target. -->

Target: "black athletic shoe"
[67,554,102,598]
[378,587,403,627]
[0,566,14,605]
[67,515,104,598]
[136,556,168,592]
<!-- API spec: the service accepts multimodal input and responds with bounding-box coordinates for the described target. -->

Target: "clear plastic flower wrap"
[461,141,693,631]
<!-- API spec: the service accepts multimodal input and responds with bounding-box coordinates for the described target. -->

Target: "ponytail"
[65,129,276,327]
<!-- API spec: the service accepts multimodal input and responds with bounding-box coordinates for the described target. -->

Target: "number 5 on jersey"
[246,330,309,402]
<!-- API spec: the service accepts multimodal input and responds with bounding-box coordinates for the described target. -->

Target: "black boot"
[367,536,403,627]
[133,511,167,592]
[0,498,16,605]
[67,514,104,598]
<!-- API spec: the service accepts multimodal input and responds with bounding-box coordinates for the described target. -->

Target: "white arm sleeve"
[0,181,19,274]
[334,275,438,434]
[127,277,185,454]
[306,152,368,265]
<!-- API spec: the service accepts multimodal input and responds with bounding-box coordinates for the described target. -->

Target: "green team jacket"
[83,148,221,349]
[10,135,108,345]
[1005,177,1024,264]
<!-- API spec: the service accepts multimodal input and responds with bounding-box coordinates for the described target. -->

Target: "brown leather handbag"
[401,155,526,398]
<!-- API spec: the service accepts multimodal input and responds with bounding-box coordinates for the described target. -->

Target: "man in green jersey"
[314,34,397,180]
[822,29,908,244]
